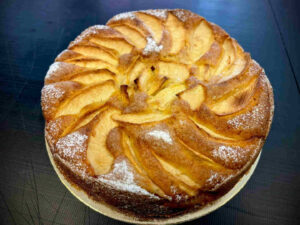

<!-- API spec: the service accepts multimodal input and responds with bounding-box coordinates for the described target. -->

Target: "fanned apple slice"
[55,80,115,117]
[71,70,115,85]
[60,104,108,138]
[138,69,167,95]
[70,45,118,66]
[136,12,164,43]
[171,114,261,170]
[67,58,118,74]
[197,41,222,66]
[155,155,200,189]
[112,112,170,124]
[106,129,167,198]
[208,77,257,115]
[128,60,147,83]
[55,49,87,63]
[178,84,205,110]
[190,117,237,141]
[112,25,147,49]
[218,41,248,82]
[158,61,189,82]
[213,38,236,77]
[149,83,186,110]
[87,108,120,175]
[188,20,214,62]
[89,37,133,55]
[123,126,191,196]
[164,13,186,54]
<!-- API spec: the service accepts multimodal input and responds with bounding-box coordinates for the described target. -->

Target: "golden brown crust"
[42,9,274,218]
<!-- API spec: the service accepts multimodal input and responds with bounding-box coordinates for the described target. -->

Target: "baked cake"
[42,9,274,219]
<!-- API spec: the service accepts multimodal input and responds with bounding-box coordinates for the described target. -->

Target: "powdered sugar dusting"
[46,62,62,79]
[71,25,111,46]
[41,84,65,110]
[98,160,158,198]
[111,12,136,22]
[146,130,173,144]
[227,104,265,129]
[45,118,64,148]
[205,171,233,191]
[56,155,88,179]
[142,9,168,19]
[206,171,219,186]
[56,131,88,159]
[212,145,242,164]
[173,10,187,22]
[143,37,163,55]
[92,25,110,30]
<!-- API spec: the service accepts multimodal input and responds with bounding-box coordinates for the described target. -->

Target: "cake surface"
[41,9,274,218]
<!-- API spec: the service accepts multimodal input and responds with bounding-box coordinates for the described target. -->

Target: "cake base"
[46,138,261,224]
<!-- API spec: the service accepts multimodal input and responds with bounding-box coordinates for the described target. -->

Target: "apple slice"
[188,20,214,62]
[213,38,236,77]
[87,108,120,175]
[112,25,147,49]
[128,60,146,83]
[178,84,205,110]
[70,45,118,66]
[149,83,186,110]
[136,12,164,43]
[112,112,170,124]
[155,155,199,189]
[218,41,248,82]
[67,58,118,74]
[90,37,133,55]
[71,70,115,85]
[138,69,167,95]
[165,13,186,54]
[158,61,189,82]
[55,80,115,117]
[190,116,236,141]
[208,77,257,115]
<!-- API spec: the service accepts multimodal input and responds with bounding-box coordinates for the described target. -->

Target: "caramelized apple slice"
[155,155,199,189]
[112,112,170,124]
[208,77,257,115]
[90,37,133,55]
[106,129,167,197]
[71,70,115,85]
[190,116,237,141]
[60,105,108,137]
[138,69,167,95]
[55,80,115,117]
[87,108,120,174]
[136,12,164,43]
[213,38,236,77]
[123,126,191,196]
[188,20,214,62]
[149,83,186,110]
[165,13,186,54]
[158,61,189,82]
[128,60,146,83]
[67,58,118,74]
[112,25,147,49]
[70,45,118,66]
[218,41,248,82]
[171,114,262,170]
[178,84,205,110]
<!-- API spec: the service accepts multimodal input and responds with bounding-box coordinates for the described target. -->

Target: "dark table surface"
[0,0,300,224]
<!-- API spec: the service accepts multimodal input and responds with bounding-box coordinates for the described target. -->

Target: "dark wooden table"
[0,0,299,224]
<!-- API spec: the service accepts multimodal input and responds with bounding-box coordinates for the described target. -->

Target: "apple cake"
[42,9,274,218]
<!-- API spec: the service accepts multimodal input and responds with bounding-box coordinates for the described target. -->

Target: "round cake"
[42,9,274,220]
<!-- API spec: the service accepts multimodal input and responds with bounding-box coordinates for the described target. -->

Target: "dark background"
[0,0,300,224]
